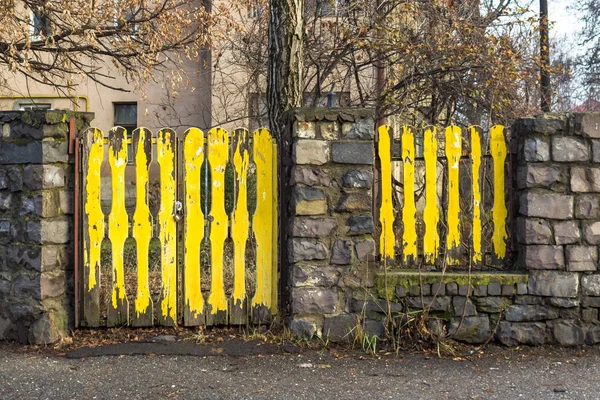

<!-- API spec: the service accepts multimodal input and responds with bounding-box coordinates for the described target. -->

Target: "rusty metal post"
[70,117,82,327]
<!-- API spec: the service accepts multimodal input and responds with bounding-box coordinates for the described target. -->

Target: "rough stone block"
[295,121,316,138]
[593,140,600,163]
[551,320,585,346]
[0,192,13,211]
[582,308,598,323]
[294,140,329,165]
[40,271,65,299]
[504,304,559,322]
[565,245,597,271]
[341,169,373,189]
[293,187,328,216]
[288,239,328,262]
[28,312,62,345]
[292,288,338,314]
[577,113,600,138]
[448,316,490,344]
[42,140,69,163]
[487,282,501,296]
[292,167,332,187]
[28,219,70,245]
[522,245,564,270]
[395,285,407,298]
[292,264,341,287]
[519,192,573,220]
[446,282,458,295]
[546,297,579,308]
[570,167,600,192]
[319,122,339,140]
[352,300,403,314]
[323,315,358,342]
[581,274,600,296]
[292,217,337,238]
[0,142,43,164]
[516,283,528,295]
[341,118,373,140]
[346,215,374,235]
[453,296,477,316]
[586,325,600,345]
[331,142,374,165]
[7,245,41,271]
[575,195,600,219]
[355,240,375,262]
[501,284,515,296]
[497,321,545,347]
[409,285,420,296]
[517,164,566,189]
[516,218,552,244]
[458,284,471,296]
[552,136,590,162]
[41,246,71,272]
[0,221,10,244]
[289,319,317,340]
[407,296,451,311]
[58,191,73,215]
[476,297,511,313]
[0,169,7,190]
[7,166,23,192]
[515,295,544,305]
[582,297,600,307]
[13,275,41,299]
[553,221,581,245]
[335,192,371,213]
[42,123,69,139]
[528,271,579,298]
[420,284,431,296]
[330,240,354,265]
[523,137,550,162]
[583,221,600,244]
[431,282,445,296]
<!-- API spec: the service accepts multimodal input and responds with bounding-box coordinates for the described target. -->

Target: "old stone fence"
[2,109,600,347]
[284,109,600,347]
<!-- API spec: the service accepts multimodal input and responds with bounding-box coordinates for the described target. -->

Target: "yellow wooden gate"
[78,126,278,327]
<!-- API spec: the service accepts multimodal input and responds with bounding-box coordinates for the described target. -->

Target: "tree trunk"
[267,0,305,138]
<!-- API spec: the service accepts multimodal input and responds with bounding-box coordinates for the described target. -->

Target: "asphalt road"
[1,341,600,399]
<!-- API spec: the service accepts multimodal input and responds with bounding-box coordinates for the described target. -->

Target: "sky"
[548,0,581,41]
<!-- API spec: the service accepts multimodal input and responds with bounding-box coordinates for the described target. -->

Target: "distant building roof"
[573,98,600,112]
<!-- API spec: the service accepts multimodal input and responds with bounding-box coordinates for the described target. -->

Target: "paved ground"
[1,338,600,399]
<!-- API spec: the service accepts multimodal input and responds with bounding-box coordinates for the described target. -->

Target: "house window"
[17,102,52,111]
[114,102,137,163]
[31,9,50,39]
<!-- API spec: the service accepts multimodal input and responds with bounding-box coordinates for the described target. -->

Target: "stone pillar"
[282,109,378,340]
[0,111,93,344]
[514,112,600,345]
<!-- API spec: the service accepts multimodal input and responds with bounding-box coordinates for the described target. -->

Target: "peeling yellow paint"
[133,128,153,317]
[271,140,278,314]
[108,128,129,310]
[402,126,417,262]
[378,125,395,261]
[423,127,439,264]
[157,129,177,323]
[491,125,508,259]
[84,128,104,291]
[470,127,483,264]
[183,128,205,319]
[231,129,249,307]
[207,128,229,315]
[445,126,462,265]
[252,128,274,308]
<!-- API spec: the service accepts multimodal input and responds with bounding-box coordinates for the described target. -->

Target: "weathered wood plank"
[491,125,508,261]
[377,125,395,262]
[423,127,439,265]
[401,126,417,264]
[470,126,483,265]
[445,125,462,265]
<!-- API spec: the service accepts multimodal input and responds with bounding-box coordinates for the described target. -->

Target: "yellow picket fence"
[378,125,509,268]
[80,126,278,327]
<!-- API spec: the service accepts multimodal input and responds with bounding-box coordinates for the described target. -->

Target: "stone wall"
[282,109,380,340]
[0,111,93,344]
[284,110,600,347]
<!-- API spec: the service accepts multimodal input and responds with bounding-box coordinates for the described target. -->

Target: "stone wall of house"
[284,110,600,347]
[0,111,93,344]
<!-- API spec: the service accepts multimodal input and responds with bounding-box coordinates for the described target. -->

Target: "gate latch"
[173,201,183,222]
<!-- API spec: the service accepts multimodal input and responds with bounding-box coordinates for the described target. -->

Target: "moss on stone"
[375,270,529,300]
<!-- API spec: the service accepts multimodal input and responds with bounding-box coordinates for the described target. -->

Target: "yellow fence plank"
[423,127,439,264]
[183,128,205,326]
[230,129,249,324]
[132,128,154,326]
[491,125,508,259]
[252,128,274,322]
[107,127,129,326]
[470,127,483,264]
[445,126,462,265]
[157,128,177,326]
[401,126,417,263]
[271,139,278,314]
[207,127,229,324]
[82,128,104,327]
[378,125,395,262]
